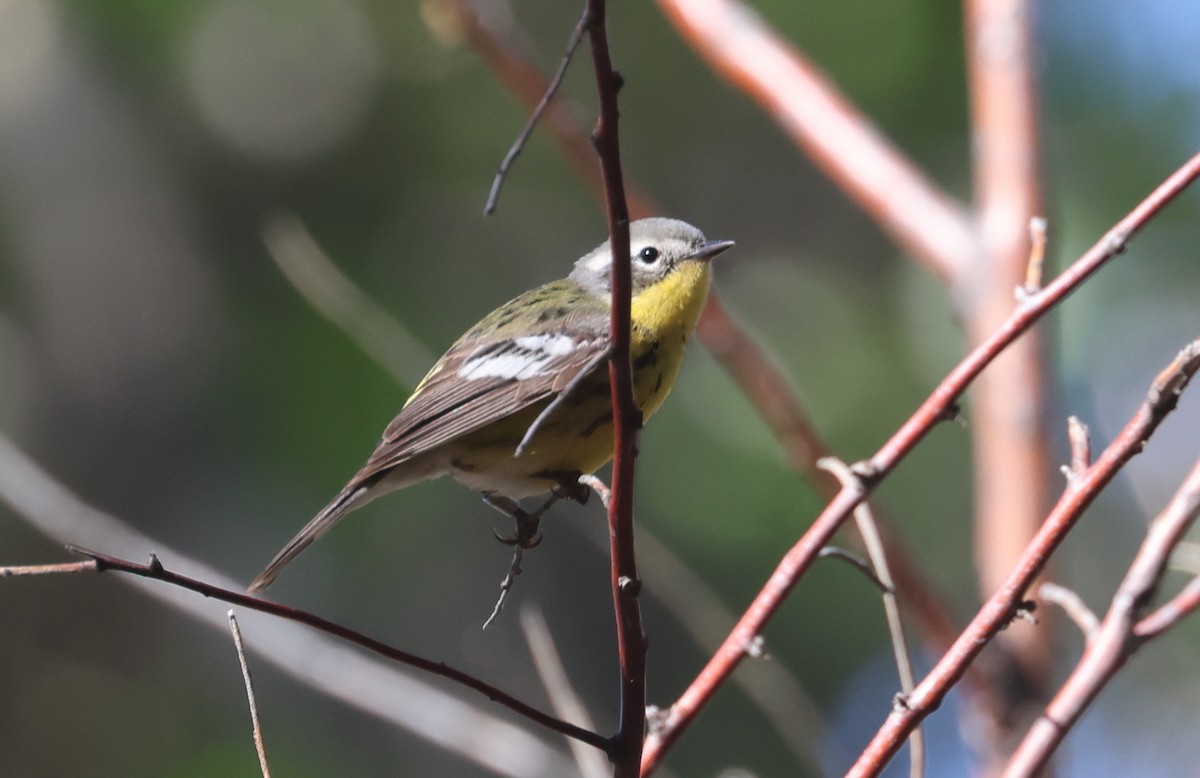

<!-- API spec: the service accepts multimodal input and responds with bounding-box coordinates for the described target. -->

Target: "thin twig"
[1004,452,1200,776]
[485,7,591,215]
[439,0,658,220]
[483,492,562,628]
[519,605,609,778]
[228,611,272,778]
[484,544,524,631]
[0,559,98,576]
[643,152,1200,775]
[817,547,888,593]
[1037,583,1099,643]
[1135,574,1200,640]
[820,457,924,778]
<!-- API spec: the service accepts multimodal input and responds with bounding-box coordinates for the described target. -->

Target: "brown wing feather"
[357,326,610,480]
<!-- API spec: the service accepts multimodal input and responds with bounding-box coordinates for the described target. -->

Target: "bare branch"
[0,433,579,777]
[1136,574,1200,640]
[853,337,1200,777]
[1005,452,1200,776]
[58,545,610,752]
[438,0,658,220]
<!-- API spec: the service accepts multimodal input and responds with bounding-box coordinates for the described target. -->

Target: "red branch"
[584,1,648,773]
[1135,574,1200,639]
[32,547,610,752]
[655,0,973,284]
[1004,445,1200,776]
[852,339,1200,776]
[642,154,1200,775]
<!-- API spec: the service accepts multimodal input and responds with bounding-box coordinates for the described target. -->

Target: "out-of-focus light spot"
[183,0,380,160]
[0,0,61,118]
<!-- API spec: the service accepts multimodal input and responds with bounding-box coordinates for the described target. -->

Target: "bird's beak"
[689,239,735,262]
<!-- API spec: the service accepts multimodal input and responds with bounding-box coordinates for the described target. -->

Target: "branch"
[852,338,1200,776]
[582,2,648,773]
[1135,574,1200,640]
[655,0,973,284]
[0,433,579,776]
[641,153,1200,774]
[3,546,610,753]
[1004,450,1200,776]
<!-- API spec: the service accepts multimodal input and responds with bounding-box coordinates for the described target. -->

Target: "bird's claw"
[492,527,543,548]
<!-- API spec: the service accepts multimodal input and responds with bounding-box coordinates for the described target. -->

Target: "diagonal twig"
[485,7,592,215]
[228,611,272,778]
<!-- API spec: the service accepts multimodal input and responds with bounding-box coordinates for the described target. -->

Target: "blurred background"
[1,0,1199,775]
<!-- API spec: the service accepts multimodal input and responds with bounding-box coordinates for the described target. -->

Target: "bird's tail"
[247,481,372,595]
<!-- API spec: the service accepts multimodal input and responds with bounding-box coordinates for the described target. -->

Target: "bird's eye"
[637,247,660,264]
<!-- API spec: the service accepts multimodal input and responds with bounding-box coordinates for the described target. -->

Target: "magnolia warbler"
[248,217,733,593]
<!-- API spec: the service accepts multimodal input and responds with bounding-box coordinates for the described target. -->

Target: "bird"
[248,217,733,594]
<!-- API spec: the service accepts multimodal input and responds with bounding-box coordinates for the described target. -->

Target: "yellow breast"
[629,260,713,419]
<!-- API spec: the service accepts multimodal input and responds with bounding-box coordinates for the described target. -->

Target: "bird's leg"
[484,470,586,548]
[484,494,548,549]
[481,492,560,629]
